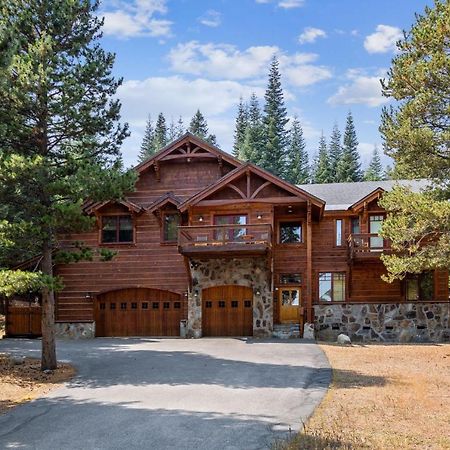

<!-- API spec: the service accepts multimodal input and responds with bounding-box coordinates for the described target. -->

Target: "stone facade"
[187,257,273,338]
[54,322,95,339]
[315,302,450,343]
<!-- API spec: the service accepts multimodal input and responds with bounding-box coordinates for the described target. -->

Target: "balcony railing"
[348,233,391,260]
[178,224,272,257]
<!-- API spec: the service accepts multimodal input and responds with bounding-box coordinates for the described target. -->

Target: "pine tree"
[233,97,248,158]
[0,0,136,369]
[336,111,363,182]
[176,116,185,137]
[167,116,185,141]
[154,113,168,151]
[138,115,155,162]
[240,93,264,164]
[285,117,309,184]
[189,110,217,145]
[313,134,332,183]
[261,57,289,177]
[364,146,384,181]
[328,123,343,182]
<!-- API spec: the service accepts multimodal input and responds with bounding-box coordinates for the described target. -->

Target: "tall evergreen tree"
[261,57,289,177]
[328,123,343,182]
[313,134,332,183]
[154,112,168,151]
[189,109,217,145]
[240,93,264,164]
[0,0,136,369]
[364,146,384,181]
[336,111,363,182]
[138,115,155,162]
[233,97,248,158]
[285,117,309,184]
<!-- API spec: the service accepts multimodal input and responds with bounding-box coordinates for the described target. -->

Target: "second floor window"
[214,214,247,241]
[163,213,181,243]
[335,219,343,246]
[102,215,133,243]
[279,221,302,244]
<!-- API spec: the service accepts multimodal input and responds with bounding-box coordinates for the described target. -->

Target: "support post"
[306,201,313,324]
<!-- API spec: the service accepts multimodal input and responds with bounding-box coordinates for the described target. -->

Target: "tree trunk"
[41,240,57,371]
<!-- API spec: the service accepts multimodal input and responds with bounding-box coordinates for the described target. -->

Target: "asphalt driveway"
[0,338,330,450]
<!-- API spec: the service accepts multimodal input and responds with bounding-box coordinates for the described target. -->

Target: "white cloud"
[364,25,402,54]
[117,76,265,165]
[278,0,305,8]
[298,27,327,44]
[102,0,172,38]
[198,10,221,28]
[167,41,331,86]
[328,70,388,107]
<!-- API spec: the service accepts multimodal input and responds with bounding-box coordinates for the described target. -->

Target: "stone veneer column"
[186,257,273,338]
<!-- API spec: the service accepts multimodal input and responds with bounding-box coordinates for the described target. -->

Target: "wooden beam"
[160,153,217,161]
[195,197,307,207]
[251,181,271,199]
[306,200,313,324]
[246,170,251,198]
[227,184,246,199]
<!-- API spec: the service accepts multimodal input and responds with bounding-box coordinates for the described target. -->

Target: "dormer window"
[101,215,134,243]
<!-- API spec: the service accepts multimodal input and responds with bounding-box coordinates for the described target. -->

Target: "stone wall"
[54,322,95,339]
[315,302,450,342]
[187,257,272,338]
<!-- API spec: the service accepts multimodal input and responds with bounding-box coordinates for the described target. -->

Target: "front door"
[279,288,301,323]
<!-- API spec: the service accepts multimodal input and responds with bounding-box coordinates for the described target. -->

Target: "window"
[280,273,302,285]
[369,215,384,249]
[231,300,238,308]
[335,219,343,246]
[163,302,170,309]
[281,289,300,306]
[244,300,252,308]
[214,215,247,241]
[174,302,181,309]
[406,272,434,301]
[205,301,212,308]
[131,302,137,309]
[163,212,181,243]
[120,302,127,310]
[142,302,148,309]
[279,221,302,244]
[319,273,346,302]
[101,215,133,243]
[351,217,360,235]
[152,302,159,309]
[218,301,226,308]
[110,303,116,310]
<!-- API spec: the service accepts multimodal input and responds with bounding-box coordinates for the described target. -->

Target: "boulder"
[303,323,315,340]
[10,355,25,365]
[337,334,352,345]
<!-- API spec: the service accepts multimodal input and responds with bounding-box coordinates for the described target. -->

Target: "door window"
[281,289,300,306]
[214,215,247,241]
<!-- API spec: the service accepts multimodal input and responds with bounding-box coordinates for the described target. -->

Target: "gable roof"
[179,162,325,212]
[298,179,430,211]
[134,132,242,174]
[84,199,144,215]
[147,192,182,214]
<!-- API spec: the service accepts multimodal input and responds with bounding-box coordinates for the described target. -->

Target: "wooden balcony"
[348,233,391,261]
[178,224,272,257]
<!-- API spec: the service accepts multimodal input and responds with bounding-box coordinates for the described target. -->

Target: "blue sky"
[99,0,431,169]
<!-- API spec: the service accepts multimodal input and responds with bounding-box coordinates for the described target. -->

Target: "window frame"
[334,218,344,247]
[213,213,248,241]
[100,214,135,245]
[317,272,346,303]
[277,219,304,245]
[279,273,303,286]
[161,210,181,245]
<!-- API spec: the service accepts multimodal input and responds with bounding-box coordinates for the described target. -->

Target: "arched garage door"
[95,288,181,337]
[202,285,253,336]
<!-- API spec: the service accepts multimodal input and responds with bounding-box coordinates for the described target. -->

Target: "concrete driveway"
[0,338,330,450]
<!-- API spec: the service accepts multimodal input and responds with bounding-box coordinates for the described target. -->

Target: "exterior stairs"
[273,323,301,339]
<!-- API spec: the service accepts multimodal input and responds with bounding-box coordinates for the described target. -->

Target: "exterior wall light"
[254,288,261,296]
[85,292,93,299]
[198,216,204,222]
[257,214,262,220]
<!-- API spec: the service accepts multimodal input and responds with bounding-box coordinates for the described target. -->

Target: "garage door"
[95,288,181,337]
[202,285,253,336]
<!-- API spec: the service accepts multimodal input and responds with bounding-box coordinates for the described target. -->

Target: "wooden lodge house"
[5,133,450,341]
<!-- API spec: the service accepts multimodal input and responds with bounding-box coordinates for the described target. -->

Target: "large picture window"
[101,215,133,243]
[163,212,181,243]
[214,214,247,241]
[279,221,302,244]
[318,272,346,302]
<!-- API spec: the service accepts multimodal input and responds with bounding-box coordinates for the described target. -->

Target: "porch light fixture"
[254,288,261,296]
[85,292,92,299]
[287,205,293,213]
[198,215,204,222]
[257,214,262,220]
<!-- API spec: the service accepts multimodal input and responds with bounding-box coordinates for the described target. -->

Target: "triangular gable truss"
[147,192,182,214]
[350,187,385,211]
[179,163,325,212]
[84,199,144,215]
[134,132,242,180]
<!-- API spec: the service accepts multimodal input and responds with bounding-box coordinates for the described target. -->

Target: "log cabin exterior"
[5,133,450,341]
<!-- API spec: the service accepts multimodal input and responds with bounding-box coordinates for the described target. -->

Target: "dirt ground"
[281,343,450,450]
[0,352,75,414]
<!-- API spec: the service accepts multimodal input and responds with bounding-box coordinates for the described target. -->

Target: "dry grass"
[0,353,75,414]
[280,343,450,450]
